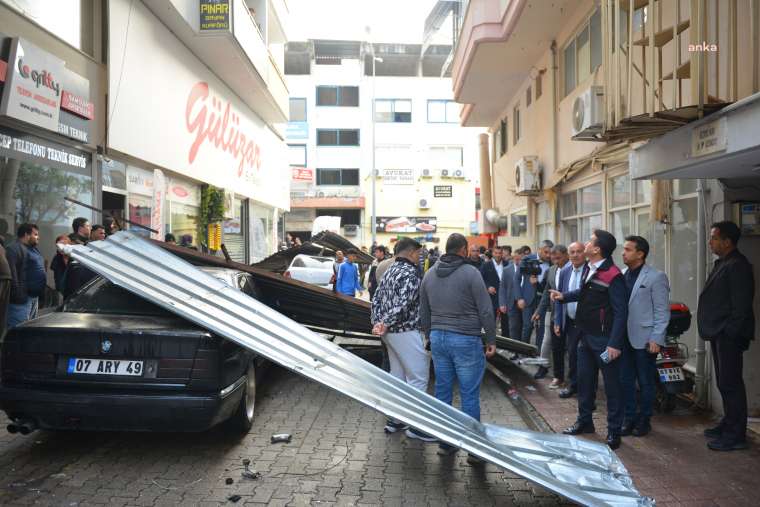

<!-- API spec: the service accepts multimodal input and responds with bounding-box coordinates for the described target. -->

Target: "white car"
[284,254,335,288]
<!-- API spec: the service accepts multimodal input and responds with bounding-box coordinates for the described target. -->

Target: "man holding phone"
[551,230,628,450]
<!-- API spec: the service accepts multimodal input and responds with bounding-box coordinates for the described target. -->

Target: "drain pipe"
[550,41,558,177]
[695,178,708,407]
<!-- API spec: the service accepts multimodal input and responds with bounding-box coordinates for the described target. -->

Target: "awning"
[65,232,652,507]
[630,92,760,181]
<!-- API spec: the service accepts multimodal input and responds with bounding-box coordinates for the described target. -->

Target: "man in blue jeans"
[6,223,45,329]
[420,233,496,464]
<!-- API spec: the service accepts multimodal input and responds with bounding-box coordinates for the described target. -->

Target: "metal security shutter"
[224,233,246,263]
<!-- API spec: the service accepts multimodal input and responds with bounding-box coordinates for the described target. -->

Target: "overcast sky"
[286,0,443,43]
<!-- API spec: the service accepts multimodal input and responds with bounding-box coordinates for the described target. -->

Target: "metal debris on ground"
[241,459,260,480]
[227,494,242,503]
[225,478,234,485]
[271,433,292,444]
[66,233,654,507]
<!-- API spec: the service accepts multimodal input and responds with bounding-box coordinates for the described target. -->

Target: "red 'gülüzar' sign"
[185,81,262,179]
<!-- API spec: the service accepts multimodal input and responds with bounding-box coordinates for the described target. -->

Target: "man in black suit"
[481,246,510,338]
[551,230,628,450]
[698,221,755,451]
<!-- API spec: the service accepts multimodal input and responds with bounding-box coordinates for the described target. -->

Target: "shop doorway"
[102,190,126,230]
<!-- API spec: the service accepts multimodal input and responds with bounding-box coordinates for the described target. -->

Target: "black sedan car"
[0,267,265,434]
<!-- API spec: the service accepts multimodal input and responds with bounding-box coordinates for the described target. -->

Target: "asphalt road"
[0,354,566,506]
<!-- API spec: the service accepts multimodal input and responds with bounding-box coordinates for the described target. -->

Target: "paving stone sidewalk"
[0,360,568,507]
[508,359,760,507]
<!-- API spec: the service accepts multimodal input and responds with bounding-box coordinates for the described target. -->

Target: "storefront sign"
[0,37,94,144]
[382,169,414,185]
[199,0,230,31]
[0,126,89,174]
[108,0,289,209]
[691,117,727,158]
[292,167,313,181]
[168,178,200,205]
[376,216,437,233]
[434,185,453,198]
[127,166,155,196]
[151,169,166,241]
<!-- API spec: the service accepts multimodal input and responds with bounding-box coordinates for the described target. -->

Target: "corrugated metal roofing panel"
[66,233,653,507]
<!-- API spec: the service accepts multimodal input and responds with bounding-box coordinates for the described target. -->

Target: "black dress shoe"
[707,438,748,451]
[558,388,576,399]
[563,421,595,435]
[703,425,723,439]
[606,433,622,450]
[534,366,549,379]
[620,420,636,437]
[632,420,651,437]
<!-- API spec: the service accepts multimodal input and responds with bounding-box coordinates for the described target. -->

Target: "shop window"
[670,197,699,355]
[561,183,602,244]
[251,203,273,262]
[317,129,360,146]
[536,201,553,243]
[0,144,93,279]
[167,179,200,248]
[607,173,661,266]
[289,98,307,121]
[375,99,412,123]
[316,86,359,107]
[101,159,127,191]
[224,197,247,263]
[427,100,458,123]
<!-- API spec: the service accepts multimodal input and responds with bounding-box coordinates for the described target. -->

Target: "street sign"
[691,117,727,158]
[199,0,231,32]
[381,168,414,185]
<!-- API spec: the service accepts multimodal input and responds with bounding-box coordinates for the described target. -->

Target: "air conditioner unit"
[571,86,604,139]
[421,168,433,178]
[373,169,382,177]
[418,196,431,209]
[453,169,464,179]
[343,224,358,236]
[440,169,451,178]
[515,156,542,196]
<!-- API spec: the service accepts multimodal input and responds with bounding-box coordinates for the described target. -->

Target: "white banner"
[381,168,414,185]
[151,169,166,240]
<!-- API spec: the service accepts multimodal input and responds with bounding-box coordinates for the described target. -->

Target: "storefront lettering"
[17,57,61,96]
[0,131,87,169]
[185,82,262,179]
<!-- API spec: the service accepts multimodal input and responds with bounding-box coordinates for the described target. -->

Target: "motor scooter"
[654,303,694,413]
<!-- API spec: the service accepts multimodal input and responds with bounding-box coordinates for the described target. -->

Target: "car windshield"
[64,269,236,316]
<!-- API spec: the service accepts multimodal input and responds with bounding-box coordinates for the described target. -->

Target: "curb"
[486,358,554,434]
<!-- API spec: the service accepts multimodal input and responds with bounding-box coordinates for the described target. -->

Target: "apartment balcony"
[290,185,365,209]
[144,0,289,124]
[451,0,574,127]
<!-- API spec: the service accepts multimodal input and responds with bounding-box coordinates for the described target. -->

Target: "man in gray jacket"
[420,233,496,462]
[620,236,670,437]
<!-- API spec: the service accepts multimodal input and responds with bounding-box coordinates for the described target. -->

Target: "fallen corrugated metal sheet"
[67,233,652,507]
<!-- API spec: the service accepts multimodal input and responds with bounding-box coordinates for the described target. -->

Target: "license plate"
[658,366,684,382]
[67,358,144,376]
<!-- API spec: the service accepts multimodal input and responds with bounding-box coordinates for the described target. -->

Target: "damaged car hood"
[65,233,653,507]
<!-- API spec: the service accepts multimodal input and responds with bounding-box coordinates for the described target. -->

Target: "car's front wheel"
[231,361,256,433]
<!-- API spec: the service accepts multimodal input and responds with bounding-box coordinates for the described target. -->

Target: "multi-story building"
[0,0,291,266]
[283,39,479,250]
[451,0,760,417]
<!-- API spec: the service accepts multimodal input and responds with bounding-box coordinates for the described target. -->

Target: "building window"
[376,145,412,170]
[535,72,543,99]
[607,174,659,266]
[536,201,553,243]
[316,86,359,107]
[510,209,528,238]
[428,146,463,168]
[513,106,521,144]
[375,99,412,123]
[316,168,359,186]
[289,98,307,121]
[427,100,459,123]
[499,119,507,156]
[563,8,602,96]
[561,183,602,244]
[526,86,532,107]
[288,144,307,167]
[5,0,89,54]
[316,129,360,146]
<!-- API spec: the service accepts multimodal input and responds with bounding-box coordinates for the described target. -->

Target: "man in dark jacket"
[0,238,11,334]
[6,223,45,328]
[69,217,91,245]
[480,246,509,337]
[420,233,496,463]
[368,245,386,301]
[698,221,755,451]
[465,244,483,270]
[551,230,628,450]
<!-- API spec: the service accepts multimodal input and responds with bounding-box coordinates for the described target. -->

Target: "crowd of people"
[370,223,754,454]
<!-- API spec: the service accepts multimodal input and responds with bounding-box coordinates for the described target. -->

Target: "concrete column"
[478,133,493,211]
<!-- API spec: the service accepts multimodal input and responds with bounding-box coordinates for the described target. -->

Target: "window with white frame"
[427,100,459,123]
[561,183,602,244]
[607,173,654,264]
[375,99,412,123]
[536,201,553,244]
